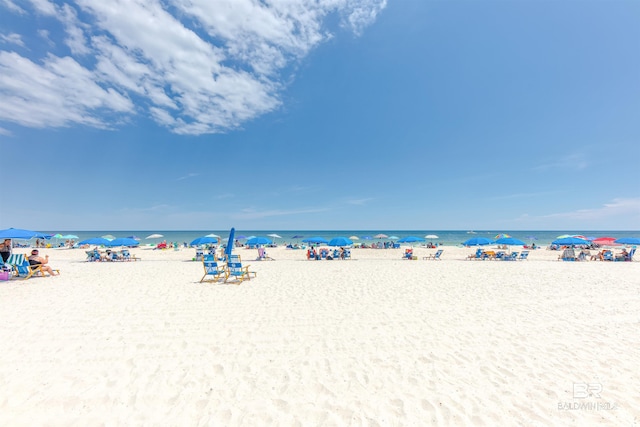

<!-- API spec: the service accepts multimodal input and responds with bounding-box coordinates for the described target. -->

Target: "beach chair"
[6,254,46,279]
[503,252,518,261]
[201,255,226,283]
[627,248,636,261]
[423,249,443,260]
[403,249,414,260]
[343,249,351,259]
[195,248,204,261]
[224,255,256,284]
[603,250,614,261]
[615,248,635,262]
[85,250,101,262]
[559,248,576,261]
[467,249,484,260]
[518,251,529,261]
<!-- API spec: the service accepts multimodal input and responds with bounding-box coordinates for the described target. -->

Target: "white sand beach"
[1,245,638,426]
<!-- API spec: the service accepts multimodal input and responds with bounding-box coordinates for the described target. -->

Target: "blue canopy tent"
[463,237,493,246]
[328,237,353,247]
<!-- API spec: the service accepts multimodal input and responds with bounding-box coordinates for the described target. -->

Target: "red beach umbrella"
[592,237,619,246]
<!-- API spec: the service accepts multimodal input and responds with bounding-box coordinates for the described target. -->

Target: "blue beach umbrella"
[0,227,48,239]
[78,237,111,246]
[302,237,329,244]
[551,237,589,246]
[463,237,493,246]
[614,237,640,245]
[291,235,304,239]
[246,237,272,246]
[397,236,426,243]
[328,237,353,247]
[494,237,526,246]
[105,237,139,247]
[190,236,219,246]
[225,227,235,258]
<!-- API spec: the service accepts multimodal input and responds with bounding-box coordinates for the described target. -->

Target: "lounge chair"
[403,249,414,260]
[224,255,256,284]
[615,248,635,262]
[201,255,226,283]
[6,253,54,279]
[559,248,577,261]
[195,249,204,261]
[467,249,484,260]
[603,250,614,261]
[518,251,529,260]
[423,249,443,260]
[503,252,518,261]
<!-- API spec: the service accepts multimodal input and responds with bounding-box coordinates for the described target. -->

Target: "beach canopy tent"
[302,237,329,244]
[104,237,139,247]
[79,237,111,246]
[0,228,49,239]
[328,237,353,247]
[246,237,272,246]
[397,236,426,243]
[463,237,493,246]
[614,237,640,245]
[190,236,219,246]
[551,237,590,246]
[494,237,526,246]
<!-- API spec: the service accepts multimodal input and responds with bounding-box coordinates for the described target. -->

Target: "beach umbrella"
[397,236,426,243]
[246,237,272,246]
[78,237,111,246]
[463,237,493,246]
[302,237,329,244]
[267,234,282,239]
[190,236,219,246]
[60,234,79,239]
[551,237,589,246]
[494,237,526,246]
[592,237,619,246]
[225,227,235,258]
[291,235,304,239]
[374,234,388,239]
[348,235,360,240]
[105,237,139,247]
[205,234,221,238]
[425,234,439,239]
[0,228,48,239]
[614,237,640,245]
[361,236,373,240]
[126,235,141,241]
[328,237,353,247]
[146,234,164,239]
[388,235,400,240]
[556,234,572,239]
[495,233,511,239]
[102,234,116,241]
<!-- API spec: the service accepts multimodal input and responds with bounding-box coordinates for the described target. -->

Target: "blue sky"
[1,0,639,231]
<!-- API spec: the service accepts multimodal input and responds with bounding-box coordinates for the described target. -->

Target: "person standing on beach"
[0,239,11,262]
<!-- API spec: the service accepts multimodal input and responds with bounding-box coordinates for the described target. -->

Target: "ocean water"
[37,230,640,247]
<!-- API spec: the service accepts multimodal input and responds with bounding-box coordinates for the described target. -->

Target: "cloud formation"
[0,0,386,135]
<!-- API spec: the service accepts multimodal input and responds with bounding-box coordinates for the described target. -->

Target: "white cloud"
[0,126,11,136]
[0,33,25,47]
[0,0,386,135]
[1,0,26,14]
[543,198,640,222]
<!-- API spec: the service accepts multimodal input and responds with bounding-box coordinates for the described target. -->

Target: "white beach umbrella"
[425,234,439,239]
[267,234,282,239]
[205,234,221,238]
[348,236,360,240]
[146,234,164,239]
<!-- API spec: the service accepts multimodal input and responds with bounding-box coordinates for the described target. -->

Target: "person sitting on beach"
[616,248,629,261]
[0,239,11,263]
[590,250,606,261]
[28,249,59,276]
